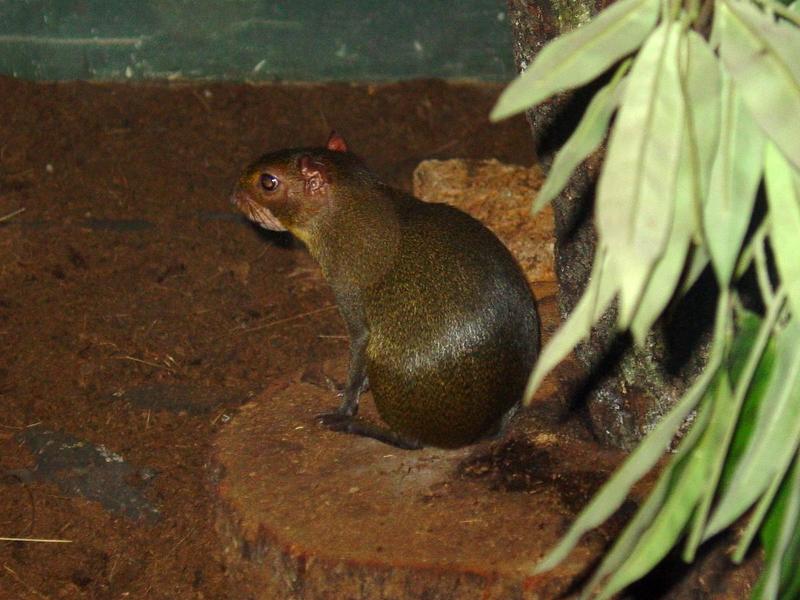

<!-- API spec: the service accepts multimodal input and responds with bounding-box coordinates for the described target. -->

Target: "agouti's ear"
[299,155,330,195]
[326,131,348,153]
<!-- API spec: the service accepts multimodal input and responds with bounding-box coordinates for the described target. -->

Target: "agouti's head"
[230,132,363,244]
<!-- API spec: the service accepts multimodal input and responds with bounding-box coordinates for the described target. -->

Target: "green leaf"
[522,246,617,404]
[684,311,774,560]
[721,311,779,565]
[774,496,800,598]
[755,451,800,599]
[729,311,767,379]
[536,358,715,576]
[779,542,800,600]
[534,298,729,575]
[586,474,680,599]
[600,378,727,599]
[684,312,773,559]
[720,311,774,491]
[704,74,765,286]
[679,31,723,211]
[629,154,692,345]
[706,316,800,537]
[774,0,800,24]
[765,143,800,319]
[718,0,800,171]
[629,31,721,345]
[532,63,628,214]
[776,529,800,598]
[589,421,708,598]
[733,460,785,563]
[596,22,685,327]
[490,0,660,121]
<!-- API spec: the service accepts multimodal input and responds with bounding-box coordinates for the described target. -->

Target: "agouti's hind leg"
[318,413,422,450]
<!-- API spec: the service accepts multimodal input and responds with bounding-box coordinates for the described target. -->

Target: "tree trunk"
[506,0,713,449]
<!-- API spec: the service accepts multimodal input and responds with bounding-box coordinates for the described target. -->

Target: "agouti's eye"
[260,173,280,192]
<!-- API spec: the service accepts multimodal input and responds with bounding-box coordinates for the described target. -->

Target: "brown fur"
[231,133,539,448]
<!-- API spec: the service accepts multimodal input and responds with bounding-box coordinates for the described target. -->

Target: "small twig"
[102,128,132,136]
[192,90,212,113]
[23,484,36,537]
[3,169,34,181]
[108,555,119,583]
[112,355,176,372]
[229,305,338,336]
[0,34,147,46]
[56,521,72,536]
[3,564,51,600]
[0,207,25,223]
[0,537,72,543]
[317,106,331,135]
[169,527,195,554]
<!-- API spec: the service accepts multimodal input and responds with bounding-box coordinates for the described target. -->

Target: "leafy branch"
[492,0,800,597]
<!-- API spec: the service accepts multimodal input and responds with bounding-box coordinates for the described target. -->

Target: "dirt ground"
[0,74,765,600]
[0,76,539,599]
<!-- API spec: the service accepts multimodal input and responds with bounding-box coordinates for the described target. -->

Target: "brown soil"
[0,76,537,599]
[0,76,760,600]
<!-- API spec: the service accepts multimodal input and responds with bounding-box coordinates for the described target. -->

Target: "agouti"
[231,132,539,449]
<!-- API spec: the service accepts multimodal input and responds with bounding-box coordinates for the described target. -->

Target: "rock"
[412,158,554,283]
[16,428,160,522]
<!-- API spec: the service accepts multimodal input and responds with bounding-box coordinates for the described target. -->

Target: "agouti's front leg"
[316,329,367,425]
[333,327,369,417]
[319,293,369,417]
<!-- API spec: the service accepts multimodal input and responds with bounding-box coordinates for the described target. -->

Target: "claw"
[317,410,353,432]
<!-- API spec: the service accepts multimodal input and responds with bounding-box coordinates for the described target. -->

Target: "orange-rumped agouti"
[231,132,539,449]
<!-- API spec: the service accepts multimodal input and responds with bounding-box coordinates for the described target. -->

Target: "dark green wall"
[0,1,516,81]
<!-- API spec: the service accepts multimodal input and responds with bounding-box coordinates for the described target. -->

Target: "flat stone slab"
[15,428,160,523]
[212,282,643,599]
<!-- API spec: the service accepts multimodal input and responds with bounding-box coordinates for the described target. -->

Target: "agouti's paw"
[316,411,354,432]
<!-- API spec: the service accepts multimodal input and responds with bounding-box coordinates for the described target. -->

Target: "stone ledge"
[413,158,553,283]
